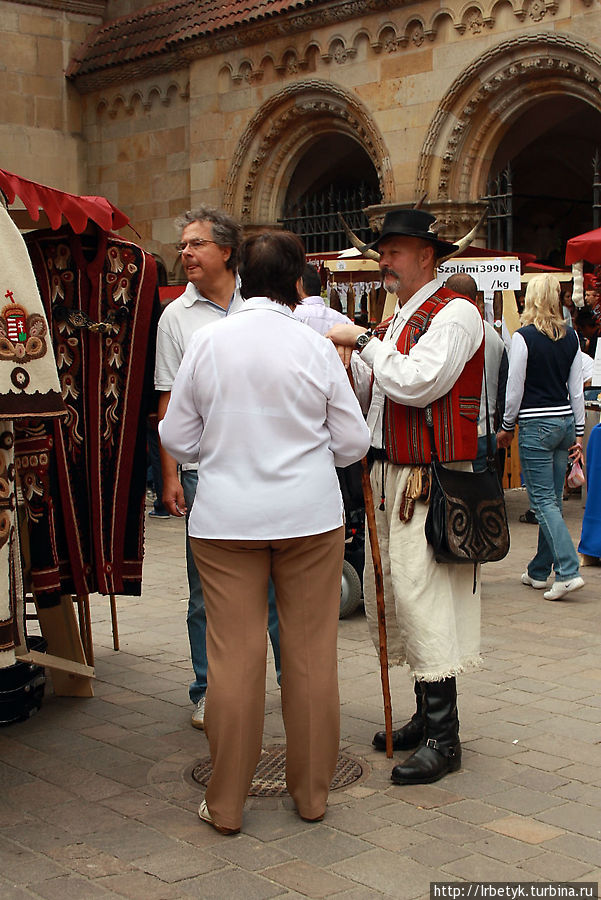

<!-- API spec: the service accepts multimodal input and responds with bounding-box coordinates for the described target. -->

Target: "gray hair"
[175,206,242,272]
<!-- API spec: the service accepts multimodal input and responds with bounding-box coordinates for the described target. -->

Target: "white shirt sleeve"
[324,345,371,467]
[154,316,183,392]
[501,331,527,431]
[158,345,204,462]
[359,298,483,407]
[568,350,585,436]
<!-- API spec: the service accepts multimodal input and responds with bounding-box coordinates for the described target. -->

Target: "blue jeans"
[518,415,580,582]
[182,469,281,701]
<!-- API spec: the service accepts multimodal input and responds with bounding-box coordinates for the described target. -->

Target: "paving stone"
[243,810,314,842]
[520,849,596,881]
[440,799,501,824]
[84,820,183,861]
[96,871,185,898]
[0,880,40,900]
[535,801,601,839]
[370,801,441,828]
[178,867,286,898]
[443,853,538,881]
[359,824,431,852]
[315,805,389,835]
[210,834,292,870]
[132,844,224,881]
[330,847,439,899]
[264,860,352,897]
[484,814,565,843]
[32,873,121,899]
[485,785,566,815]
[276,826,373,866]
[469,831,545,863]
[414,815,488,845]
[405,836,473,867]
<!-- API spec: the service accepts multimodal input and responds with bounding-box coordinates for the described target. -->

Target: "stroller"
[337,462,365,618]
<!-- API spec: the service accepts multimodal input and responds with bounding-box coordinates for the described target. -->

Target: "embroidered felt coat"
[16,227,160,603]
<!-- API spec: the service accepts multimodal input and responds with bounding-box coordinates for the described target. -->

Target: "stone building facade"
[3,0,601,278]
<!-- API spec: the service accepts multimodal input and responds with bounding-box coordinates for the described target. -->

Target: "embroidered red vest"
[374,288,484,464]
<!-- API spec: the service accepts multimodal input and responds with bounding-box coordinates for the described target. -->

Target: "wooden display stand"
[20,594,95,697]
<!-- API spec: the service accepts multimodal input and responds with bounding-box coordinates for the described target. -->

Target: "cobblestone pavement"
[1,489,600,899]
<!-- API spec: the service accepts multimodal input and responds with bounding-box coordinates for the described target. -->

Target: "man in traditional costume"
[155,207,280,729]
[327,209,484,785]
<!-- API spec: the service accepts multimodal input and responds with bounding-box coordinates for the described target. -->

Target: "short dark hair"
[175,206,242,272]
[239,231,305,308]
[445,272,478,302]
[302,264,322,297]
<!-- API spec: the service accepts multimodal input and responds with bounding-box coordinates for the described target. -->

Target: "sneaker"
[148,508,170,519]
[544,576,585,601]
[198,798,239,835]
[521,572,548,590]
[191,695,205,730]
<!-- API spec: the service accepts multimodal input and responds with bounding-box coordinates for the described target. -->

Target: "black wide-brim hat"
[369,209,458,258]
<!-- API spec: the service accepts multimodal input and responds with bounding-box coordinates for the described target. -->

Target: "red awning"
[565,227,601,266]
[0,168,129,233]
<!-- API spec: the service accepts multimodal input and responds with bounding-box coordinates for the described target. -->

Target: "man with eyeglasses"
[155,206,281,729]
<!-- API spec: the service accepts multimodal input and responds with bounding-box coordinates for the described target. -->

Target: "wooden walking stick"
[359,457,393,758]
[347,367,393,758]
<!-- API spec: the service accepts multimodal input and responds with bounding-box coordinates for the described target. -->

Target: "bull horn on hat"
[338,213,381,261]
[338,208,486,263]
[437,210,487,264]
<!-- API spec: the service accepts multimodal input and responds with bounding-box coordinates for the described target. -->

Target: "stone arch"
[418,32,601,212]
[223,80,394,223]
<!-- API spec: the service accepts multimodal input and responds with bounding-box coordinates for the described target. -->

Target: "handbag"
[424,355,510,584]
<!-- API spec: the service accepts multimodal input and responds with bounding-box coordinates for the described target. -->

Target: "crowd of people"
[148,204,598,835]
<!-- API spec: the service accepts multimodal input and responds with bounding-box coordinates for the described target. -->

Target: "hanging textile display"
[16,226,159,606]
[0,201,66,667]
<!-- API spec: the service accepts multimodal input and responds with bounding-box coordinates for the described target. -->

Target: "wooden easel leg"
[35,595,94,697]
[77,595,94,666]
[109,593,119,651]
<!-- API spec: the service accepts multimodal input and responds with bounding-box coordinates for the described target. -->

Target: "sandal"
[519,509,537,525]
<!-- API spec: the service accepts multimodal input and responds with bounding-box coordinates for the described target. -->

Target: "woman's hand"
[496,428,514,450]
[568,438,583,463]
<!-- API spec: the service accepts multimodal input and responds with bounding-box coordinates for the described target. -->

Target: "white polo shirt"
[154,280,242,392]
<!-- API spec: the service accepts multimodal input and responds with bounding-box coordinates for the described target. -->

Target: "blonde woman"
[497,274,585,600]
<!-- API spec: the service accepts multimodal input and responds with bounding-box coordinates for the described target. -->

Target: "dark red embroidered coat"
[16,227,160,602]
[374,288,484,464]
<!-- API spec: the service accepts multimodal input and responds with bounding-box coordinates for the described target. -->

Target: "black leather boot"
[391,677,461,784]
[373,680,424,752]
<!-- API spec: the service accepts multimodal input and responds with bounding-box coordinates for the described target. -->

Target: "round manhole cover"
[191,745,364,797]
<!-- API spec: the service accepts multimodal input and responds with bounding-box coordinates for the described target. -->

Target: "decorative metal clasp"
[54,306,129,333]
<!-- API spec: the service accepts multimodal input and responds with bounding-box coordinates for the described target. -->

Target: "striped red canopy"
[0,168,129,233]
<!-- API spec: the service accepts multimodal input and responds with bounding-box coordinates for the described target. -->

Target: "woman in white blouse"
[160,230,370,835]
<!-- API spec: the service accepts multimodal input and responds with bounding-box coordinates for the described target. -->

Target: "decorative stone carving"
[223,80,394,221]
[417,33,601,203]
[96,80,189,118]
[71,0,581,92]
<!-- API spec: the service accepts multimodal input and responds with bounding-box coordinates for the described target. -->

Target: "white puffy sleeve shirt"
[159,297,371,540]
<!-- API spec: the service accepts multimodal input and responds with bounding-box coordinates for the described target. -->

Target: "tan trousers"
[190,526,344,831]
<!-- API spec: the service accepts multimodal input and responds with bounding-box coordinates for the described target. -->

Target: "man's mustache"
[381,266,400,281]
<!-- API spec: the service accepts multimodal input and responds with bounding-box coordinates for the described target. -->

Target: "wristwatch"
[355,329,373,352]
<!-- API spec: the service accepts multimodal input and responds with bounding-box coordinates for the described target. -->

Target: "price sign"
[437,258,521,291]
